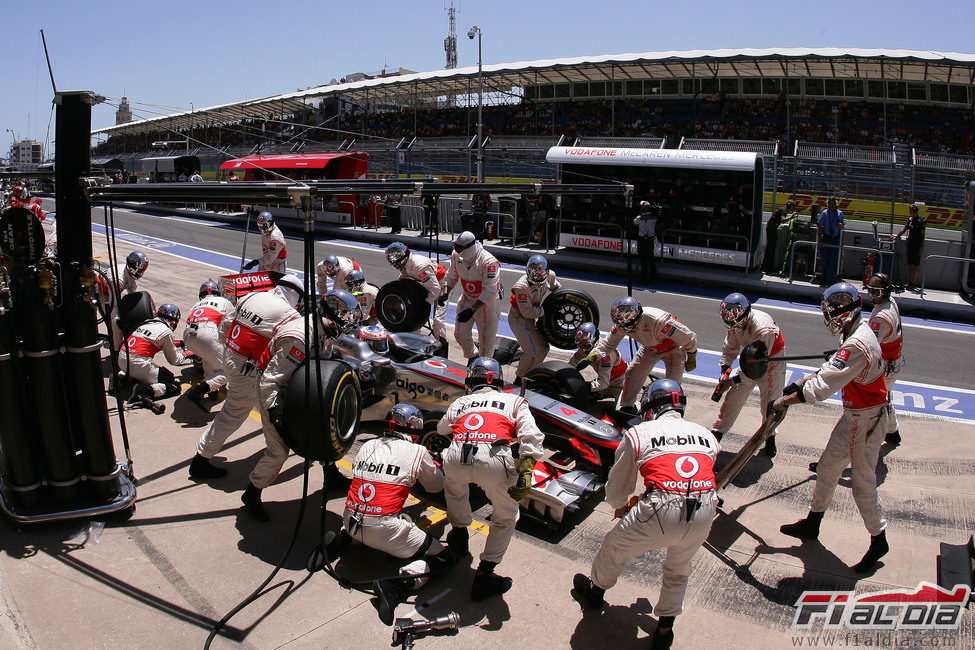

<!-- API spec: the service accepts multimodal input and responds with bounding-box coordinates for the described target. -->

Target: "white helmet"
[453,231,480,262]
[276,274,305,310]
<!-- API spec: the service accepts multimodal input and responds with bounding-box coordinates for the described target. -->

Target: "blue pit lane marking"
[90,221,975,425]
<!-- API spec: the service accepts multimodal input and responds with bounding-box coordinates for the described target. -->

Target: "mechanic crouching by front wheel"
[322,404,455,626]
[188,274,305,480]
[508,255,560,381]
[438,357,544,601]
[182,281,235,412]
[589,297,698,410]
[573,379,718,650]
[775,283,891,574]
[118,303,192,411]
[240,289,360,521]
[571,322,626,399]
[442,231,501,363]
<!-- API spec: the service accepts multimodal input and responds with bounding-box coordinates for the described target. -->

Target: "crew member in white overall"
[588,297,698,409]
[345,268,379,326]
[508,255,560,380]
[775,282,891,573]
[443,231,502,362]
[865,273,903,447]
[98,251,149,350]
[240,290,360,521]
[573,379,718,650]
[316,254,360,294]
[439,357,545,600]
[323,404,456,625]
[385,242,448,347]
[243,212,287,273]
[182,281,235,411]
[710,293,787,458]
[118,304,191,408]
[571,322,626,399]
[188,275,305,479]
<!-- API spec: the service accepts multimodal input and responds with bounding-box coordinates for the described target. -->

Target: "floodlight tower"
[444,3,458,69]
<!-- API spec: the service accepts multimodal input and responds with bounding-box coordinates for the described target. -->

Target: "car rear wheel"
[538,289,599,350]
[282,359,361,462]
[376,278,431,332]
[525,360,592,410]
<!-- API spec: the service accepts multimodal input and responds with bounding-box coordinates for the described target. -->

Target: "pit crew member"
[442,231,502,362]
[385,242,448,345]
[182,281,235,412]
[864,273,903,447]
[242,212,287,273]
[345,268,379,327]
[118,304,191,408]
[571,322,626,399]
[316,254,360,295]
[508,255,561,380]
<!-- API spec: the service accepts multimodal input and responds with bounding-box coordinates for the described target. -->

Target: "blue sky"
[2,0,971,153]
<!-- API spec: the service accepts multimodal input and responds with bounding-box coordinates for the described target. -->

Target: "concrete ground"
[0,225,971,649]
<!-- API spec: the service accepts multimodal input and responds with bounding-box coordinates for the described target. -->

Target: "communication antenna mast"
[444,3,457,69]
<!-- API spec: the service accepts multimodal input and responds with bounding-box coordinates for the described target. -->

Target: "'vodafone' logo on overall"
[640,452,716,493]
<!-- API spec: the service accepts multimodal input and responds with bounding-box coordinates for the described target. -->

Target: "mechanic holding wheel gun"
[321,403,456,626]
[442,231,502,363]
[587,297,698,411]
[118,303,194,412]
[774,283,891,574]
[439,357,545,601]
[573,379,719,650]
[710,293,787,458]
[508,255,560,382]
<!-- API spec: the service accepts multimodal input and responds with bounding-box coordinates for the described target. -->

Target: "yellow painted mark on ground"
[243,409,488,536]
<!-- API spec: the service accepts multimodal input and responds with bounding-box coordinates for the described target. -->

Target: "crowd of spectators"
[94,95,974,158]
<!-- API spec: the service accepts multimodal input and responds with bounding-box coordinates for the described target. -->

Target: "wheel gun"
[393,612,460,649]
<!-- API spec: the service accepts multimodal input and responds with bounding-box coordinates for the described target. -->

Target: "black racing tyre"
[421,407,451,454]
[525,360,592,410]
[538,288,599,350]
[492,337,523,366]
[282,359,361,462]
[376,278,432,333]
[117,291,156,338]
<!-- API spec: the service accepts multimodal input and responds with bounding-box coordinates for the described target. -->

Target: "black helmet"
[864,273,891,303]
[126,251,149,278]
[199,280,220,300]
[384,403,423,443]
[639,378,686,420]
[465,357,504,393]
[156,303,180,331]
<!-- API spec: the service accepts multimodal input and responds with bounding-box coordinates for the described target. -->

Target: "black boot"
[189,453,227,479]
[445,526,469,557]
[763,435,777,458]
[572,573,605,609]
[185,383,209,411]
[780,511,824,540]
[470,560,512,601]
[322,529,352,563]
[373,576,413,626]
[852,531,889,573]
[884,431,901,447]
[651,624,675,650]
[436,337,449,357]
[711,429,724,443]
[241,483,270,521]
[809,462,818,472]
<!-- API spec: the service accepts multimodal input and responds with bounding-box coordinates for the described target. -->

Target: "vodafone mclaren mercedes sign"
[546,146,758,171]
[559,233,748,267]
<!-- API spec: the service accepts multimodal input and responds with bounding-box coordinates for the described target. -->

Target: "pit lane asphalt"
[90,205,973,389]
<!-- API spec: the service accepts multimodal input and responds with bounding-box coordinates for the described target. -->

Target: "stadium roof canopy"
[94,47,975,137]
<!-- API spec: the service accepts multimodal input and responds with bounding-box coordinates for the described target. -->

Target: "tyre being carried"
[376,278,432,333]
[281,358,362,462]
[538,288,599,350]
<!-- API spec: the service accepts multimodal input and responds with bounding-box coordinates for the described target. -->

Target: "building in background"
[115,97,133,125]
[8,140,44,167]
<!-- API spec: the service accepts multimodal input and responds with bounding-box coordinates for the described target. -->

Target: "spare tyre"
[117,291,156,338]
[376,278,431,333]
[525,360,592,410]
[538,288,599,350]
[281,359,361,462]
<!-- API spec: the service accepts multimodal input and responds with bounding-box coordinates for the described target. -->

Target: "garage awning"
[219,153,362,171]
[140,155,199,173]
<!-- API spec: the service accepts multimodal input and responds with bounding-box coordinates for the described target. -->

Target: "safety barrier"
[786,238,884,283]
[920,254,975,296]
[659,228,752,272]
[496,212,517,249]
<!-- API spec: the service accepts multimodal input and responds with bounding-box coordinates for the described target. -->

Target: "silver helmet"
[719,293,751,331]
[821,282,861,336]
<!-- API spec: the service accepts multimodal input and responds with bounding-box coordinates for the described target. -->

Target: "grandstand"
[91,48,975,225]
